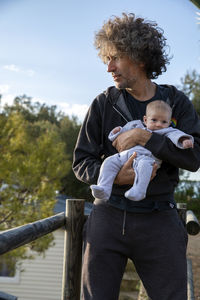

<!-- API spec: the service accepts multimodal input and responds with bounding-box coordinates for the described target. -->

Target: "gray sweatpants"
[82,202,188,300]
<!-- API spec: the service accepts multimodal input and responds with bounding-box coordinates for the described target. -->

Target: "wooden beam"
[0,212,65,255]
[0,291,17,300]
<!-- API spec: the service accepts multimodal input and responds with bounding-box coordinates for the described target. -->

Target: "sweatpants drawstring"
[122,210,127,235]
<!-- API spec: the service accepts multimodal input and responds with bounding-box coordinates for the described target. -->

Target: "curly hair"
[94,13,170,79]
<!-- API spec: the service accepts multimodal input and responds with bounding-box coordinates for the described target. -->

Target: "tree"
[3,95,64,124]
[0,95,91,262]
[179,70,200,116]
[58,115,92,200]
[0,106,70,261]
[175,70,200,217]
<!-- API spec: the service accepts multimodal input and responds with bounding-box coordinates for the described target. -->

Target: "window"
[0,258,15,277]
[0,255,19,283]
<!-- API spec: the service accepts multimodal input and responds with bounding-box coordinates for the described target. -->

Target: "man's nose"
[107,60,116,72]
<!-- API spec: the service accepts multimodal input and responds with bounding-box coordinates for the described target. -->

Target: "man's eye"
[106,57,111,63]
[106,56,118,63]
[152,119,156,122]
[112,56,118,61]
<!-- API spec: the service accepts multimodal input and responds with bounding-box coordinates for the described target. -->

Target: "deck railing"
[0,199,85,300]
[0,200,199,300]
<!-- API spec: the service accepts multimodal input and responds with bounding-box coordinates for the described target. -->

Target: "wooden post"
[62,199,85,300]
[177,202,187,225]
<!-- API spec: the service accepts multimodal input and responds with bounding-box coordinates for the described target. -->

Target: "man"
[73,13,200,300]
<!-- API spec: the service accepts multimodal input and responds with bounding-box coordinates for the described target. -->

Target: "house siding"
[0,229,65,300]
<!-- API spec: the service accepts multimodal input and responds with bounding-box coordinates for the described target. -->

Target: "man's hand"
[112,128,152,152]
[114,153,136,185]
[114,152,158,186]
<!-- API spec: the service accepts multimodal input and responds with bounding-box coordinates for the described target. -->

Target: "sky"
[0,0,199,180]
[0,0,199,121]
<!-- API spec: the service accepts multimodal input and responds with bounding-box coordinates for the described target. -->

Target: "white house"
[0,197,92,300]
[0,228,65,300]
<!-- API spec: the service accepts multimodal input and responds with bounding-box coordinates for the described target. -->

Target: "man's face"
[106,53,145,89]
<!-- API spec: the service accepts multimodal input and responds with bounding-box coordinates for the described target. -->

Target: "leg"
[128,209,188,300]
[90,154,122,200]
[125,156,154,201]
[82,203,128,300]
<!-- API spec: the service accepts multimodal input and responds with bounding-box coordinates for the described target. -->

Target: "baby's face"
[144,111,171,131]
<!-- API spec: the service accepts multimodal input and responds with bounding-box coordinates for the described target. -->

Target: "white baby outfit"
[90,120,193,201]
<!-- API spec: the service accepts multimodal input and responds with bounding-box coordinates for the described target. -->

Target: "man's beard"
[115,77,136,89]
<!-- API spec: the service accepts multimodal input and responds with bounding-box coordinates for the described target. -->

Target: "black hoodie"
[73,85,200,211]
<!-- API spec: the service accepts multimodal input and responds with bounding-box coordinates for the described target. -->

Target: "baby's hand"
[112,126,121,134]
[182,139,194,149]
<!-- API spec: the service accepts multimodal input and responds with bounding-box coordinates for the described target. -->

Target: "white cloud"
[196,11,200,24]
[3,64,35,77]
[188,169,200,181]
[0,85,15,107]
[27,69,35,77]
[32,97,88,121]
[0,91,88,122]
[0,84,10,94]
[57,102,89,121]
[3,64,20,72]
[0,94,15,106]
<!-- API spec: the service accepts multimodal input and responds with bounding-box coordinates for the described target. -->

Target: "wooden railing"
[0,199,85,300]
[0,200,199,300]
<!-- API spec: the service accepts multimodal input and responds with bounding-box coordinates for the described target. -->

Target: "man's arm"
[112,128,152,151]
[113,93,200,172]
[114,151,157,185]
[73,114,139,186]
[73,99,103,185]
[114,153,136,185]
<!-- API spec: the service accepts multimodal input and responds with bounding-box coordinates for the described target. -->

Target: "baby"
[90,100,194,201]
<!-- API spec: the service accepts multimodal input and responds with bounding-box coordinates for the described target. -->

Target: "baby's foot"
[125,189,145,201]
[90,185,109,200]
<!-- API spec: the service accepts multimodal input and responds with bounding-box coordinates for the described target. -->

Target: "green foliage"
[0,95,88,262]
[3,95,64,124]
[58,115,93,200]
[180,70,200,116]
[175,180,200,220]
[0,112,69,225]
[176,70,200,221]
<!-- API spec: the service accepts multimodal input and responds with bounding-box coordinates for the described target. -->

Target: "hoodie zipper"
[111,104,129,236]
[112,105,129,123]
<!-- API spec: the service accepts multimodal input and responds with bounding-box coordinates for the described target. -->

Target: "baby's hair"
[146,100,172,119]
